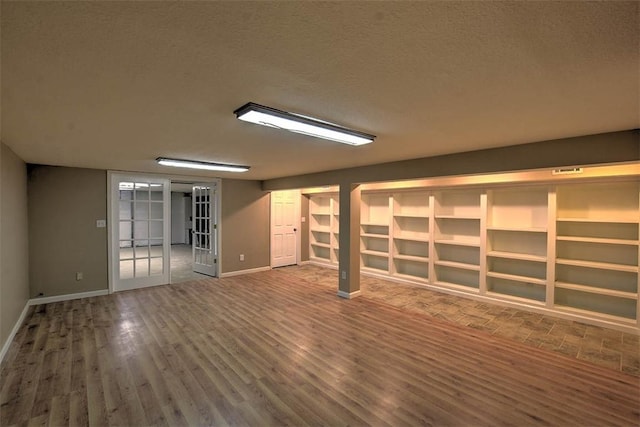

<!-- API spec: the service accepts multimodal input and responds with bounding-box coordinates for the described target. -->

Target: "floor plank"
[1,268,639,426]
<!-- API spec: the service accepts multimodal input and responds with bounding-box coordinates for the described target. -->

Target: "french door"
[110,173,170,292]
[192,183,218,276]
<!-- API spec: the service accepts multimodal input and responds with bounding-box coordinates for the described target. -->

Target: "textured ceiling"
[2,1,638,180]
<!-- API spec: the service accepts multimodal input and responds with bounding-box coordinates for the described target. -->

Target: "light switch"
[96,219,106,228]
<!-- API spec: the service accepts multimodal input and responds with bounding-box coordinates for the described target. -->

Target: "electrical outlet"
[341,271,347,280]
[239,254,245,261]
[301,216,306,223]
[76,272,83,281]
[96,219,106,228]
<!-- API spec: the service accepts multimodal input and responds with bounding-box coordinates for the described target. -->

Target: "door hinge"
[214,259,217,264]
[213,224,217,229]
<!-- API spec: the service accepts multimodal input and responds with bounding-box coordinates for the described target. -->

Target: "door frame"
[108,171,222,292]
[270,189,302,268]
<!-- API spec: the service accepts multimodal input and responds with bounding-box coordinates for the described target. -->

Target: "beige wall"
[221,179,270,273]
[28,166,108,297]
[263,130,640,190]
[1,143,30,348]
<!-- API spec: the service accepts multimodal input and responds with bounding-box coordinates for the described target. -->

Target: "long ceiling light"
[234,102,375,146]
[156,157,249,173]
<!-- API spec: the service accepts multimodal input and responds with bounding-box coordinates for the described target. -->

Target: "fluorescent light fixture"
[234,102,375,146]
[156,157,249,173]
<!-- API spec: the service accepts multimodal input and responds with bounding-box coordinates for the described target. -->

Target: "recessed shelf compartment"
[556,240,637,268]
[555,281,637,300]
[488,257,546,281]
[361,235,389,254]
[557,181,639,223]
[434,265,479,290]
[487,251,546,263]
[361,224,389,236]
[556,258,637,273]
[310,226,330,234]
[557,220,638,242]
[488,186,548,229]
[310,242,331,249]
[435,243,479,267]
[362,253,389,272]
[394,216,429,241]
[394,239,428,259]
[310,245,330,261]
[393,191,430,217]
[393,258,428,280]
[362,193,390,225]
[309,194,340,263]
[487,229,547,258]
[435,190,482,218]
[556,264,637,295]
[435,219,481,244]
[555,288,637,320]
[487,276,546,302]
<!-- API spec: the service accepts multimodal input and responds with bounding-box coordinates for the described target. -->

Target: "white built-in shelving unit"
[554,182,639,324]
[432,189,483,292]
[305,170,640,333]
[360,193,391,274]
[392,191,430,283]
[486,186,550,304]
[309,194,340,265]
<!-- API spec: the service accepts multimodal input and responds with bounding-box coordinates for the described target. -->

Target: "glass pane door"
[192,183,217,276]
[111,174,170,291]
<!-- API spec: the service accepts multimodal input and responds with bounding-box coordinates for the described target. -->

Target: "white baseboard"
[337,289,362,299]
[0,301,30,365]
[29,289,109,305]
[220,266,271,278]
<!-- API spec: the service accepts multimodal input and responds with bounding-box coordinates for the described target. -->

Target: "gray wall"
[171,192,187,244]
[263,130,640,190]
[221,179,270,273]
[28,165,108,297]
[1,143,30,348]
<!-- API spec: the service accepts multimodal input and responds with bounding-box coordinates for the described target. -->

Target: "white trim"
[220,266,271,278]
[29,289,109,305]
[337,290,362,299]
[308,259,339,270]
[0,302,30,364]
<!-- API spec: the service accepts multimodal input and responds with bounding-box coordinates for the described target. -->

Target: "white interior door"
[110,174,170,292]
[271,190,299,268]
[192,183,218,276]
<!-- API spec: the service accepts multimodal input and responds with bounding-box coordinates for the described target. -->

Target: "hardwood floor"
[1,269,639,426]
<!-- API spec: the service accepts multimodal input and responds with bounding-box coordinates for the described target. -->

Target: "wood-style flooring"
[1,269,639,426]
